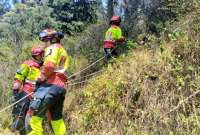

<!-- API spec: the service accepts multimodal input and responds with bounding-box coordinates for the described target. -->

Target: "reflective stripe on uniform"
[25,80,36,85]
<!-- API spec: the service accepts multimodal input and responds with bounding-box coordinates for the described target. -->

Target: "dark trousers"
[12,91,30,135]
[29,83,66,120]
[104,48,118,61]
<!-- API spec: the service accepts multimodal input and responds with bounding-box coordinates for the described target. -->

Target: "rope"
[68,80,91,86]
[0,92,33,114]
[68,56,105,79]
[159,89,200,120]
[68,75,98,86]
[68,45,120,79]
[68,69,104,83]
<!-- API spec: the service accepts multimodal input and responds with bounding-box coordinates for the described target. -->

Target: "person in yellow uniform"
[11,45,44,135]
[103,15,125,60]
[27,28,70,135]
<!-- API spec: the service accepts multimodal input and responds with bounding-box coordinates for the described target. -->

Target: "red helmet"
[110,16,121,24]
[39,28,64,42]
[31,45,44,56]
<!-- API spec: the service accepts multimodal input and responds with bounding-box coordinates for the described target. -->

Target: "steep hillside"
[64,8,200,135]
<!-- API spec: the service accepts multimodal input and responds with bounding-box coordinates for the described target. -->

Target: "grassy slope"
[65,8,200,135]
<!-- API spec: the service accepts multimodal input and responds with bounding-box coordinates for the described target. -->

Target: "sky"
[7,0,106,7]
[8,0,14,8]
[102,0,106,8]
[7,0,107,10]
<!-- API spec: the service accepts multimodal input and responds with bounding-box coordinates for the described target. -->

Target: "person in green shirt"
[11,45,44,135]
[103,15,125,60]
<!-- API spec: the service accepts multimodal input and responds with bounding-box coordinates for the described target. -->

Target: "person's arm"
[13,63,29,92]
[115,27,125,43]
[54,48,70,75]
[63,50,70,72]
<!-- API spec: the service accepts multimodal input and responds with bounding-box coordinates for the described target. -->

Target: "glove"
[116,37,125,43]
[34,74,46,92]
[12,80,21,91]
[37,73,46,83]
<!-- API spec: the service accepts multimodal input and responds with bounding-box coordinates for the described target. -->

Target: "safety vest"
[15,60,40,94]
[104,25,123,48]
[42,43,70,88]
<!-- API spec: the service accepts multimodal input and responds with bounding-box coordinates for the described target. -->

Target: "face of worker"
[44,38,60,47]
[111,21,120,26]
[34,54,44,64]
[44,39,51,47]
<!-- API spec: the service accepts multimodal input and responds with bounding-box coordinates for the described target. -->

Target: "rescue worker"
[103,15,125,60]
[11,45,44,135]
[27,28,70,135]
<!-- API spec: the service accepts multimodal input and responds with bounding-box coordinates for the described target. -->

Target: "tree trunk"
[107,0,114,19]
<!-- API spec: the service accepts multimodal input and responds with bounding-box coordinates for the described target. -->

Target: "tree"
[49,0,98,34]
[0,0,11,16]
[107,0,113,19]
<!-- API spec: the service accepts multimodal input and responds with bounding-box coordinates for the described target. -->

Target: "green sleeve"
[15,63,29,82]
[115,27,122,40]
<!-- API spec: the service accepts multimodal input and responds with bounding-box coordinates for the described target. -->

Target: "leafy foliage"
[48,0,98,34]
[0,0,11,16]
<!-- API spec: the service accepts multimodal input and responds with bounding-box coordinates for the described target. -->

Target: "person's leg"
[19,128,27,135]
[27,84,66,135]
[48,85,66,135]
[26,85,48,135]
[11,91,30,134]
[11,101,21,131]
[111,48,118,58]
[104,48,112,61]
[27,115,44,135]
[18,92,30,135]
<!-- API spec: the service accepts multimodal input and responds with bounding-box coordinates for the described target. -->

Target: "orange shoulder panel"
[24,60,40,68]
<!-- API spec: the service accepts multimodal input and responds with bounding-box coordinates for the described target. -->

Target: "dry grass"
[65,40,200,134]
[64,9,200,134]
